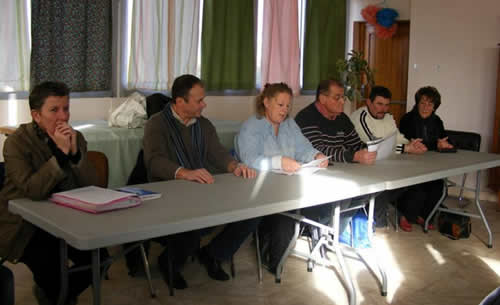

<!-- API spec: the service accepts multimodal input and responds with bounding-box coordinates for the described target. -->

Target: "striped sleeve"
[359,110,378,141]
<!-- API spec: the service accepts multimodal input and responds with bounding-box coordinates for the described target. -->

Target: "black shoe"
[158,252,188,289]
[198,247,230,281]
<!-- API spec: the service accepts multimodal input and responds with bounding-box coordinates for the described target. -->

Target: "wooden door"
[353,21,410,127]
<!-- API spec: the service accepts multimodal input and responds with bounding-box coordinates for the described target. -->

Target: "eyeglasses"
[323,94,346,101]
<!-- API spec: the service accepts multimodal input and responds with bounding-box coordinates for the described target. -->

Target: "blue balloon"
[376,8,398,28]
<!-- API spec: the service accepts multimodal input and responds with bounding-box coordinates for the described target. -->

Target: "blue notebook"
[116,187,162,201]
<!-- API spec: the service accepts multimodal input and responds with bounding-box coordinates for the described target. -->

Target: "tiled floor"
[8,197,500,305]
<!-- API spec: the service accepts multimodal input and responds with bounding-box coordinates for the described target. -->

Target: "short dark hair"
[369,86,392,101]
[171,74,204,103]
[29,81,70,110]
[315,79,344,101]
[415,86,441,110]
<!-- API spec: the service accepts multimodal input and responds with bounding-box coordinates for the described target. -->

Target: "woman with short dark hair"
[397,86,453,231]
[0,81,100,304]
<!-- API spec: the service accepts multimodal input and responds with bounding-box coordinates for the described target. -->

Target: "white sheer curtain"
[127,0,200,90]
[0,0,30,92]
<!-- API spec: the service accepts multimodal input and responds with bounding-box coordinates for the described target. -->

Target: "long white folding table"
[9,169,386,305]
[8,150,500,305]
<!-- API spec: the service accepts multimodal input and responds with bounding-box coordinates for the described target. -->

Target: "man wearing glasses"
[295,79,376,164]
[293,79,375,243]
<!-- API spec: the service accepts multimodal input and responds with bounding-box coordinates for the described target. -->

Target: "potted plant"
[336,50,375,111]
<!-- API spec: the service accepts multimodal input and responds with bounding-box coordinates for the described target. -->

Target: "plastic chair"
[444,130,481,206]
[424,130,491,247]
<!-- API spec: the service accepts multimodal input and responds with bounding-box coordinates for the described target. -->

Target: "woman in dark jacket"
[397,86,454,232]
[0,82,100,305]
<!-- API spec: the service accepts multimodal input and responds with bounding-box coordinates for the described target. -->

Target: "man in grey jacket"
[143,74,258,290]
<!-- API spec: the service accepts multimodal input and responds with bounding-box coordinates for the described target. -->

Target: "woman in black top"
[397,86,454,232]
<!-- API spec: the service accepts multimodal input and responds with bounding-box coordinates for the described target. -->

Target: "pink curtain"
[261,0,300,95]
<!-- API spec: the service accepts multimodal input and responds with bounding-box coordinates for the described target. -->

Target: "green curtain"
[201,0,255,90]
[302,0,346,90]
[30,0,112,91]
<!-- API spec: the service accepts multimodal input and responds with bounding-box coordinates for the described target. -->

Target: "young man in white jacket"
[350,86,426,230]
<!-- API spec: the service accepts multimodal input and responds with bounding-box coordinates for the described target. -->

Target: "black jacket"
[399,108,447,151]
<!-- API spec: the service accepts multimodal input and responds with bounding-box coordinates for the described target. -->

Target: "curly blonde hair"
[255,83,293,118]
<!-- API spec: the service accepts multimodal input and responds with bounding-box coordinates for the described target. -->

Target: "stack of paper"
[50,186,142,213]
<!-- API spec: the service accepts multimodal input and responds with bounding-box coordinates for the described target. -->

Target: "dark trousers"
[397,179,445,223]
[0,265,14,305]
[20,229,105,304]
[158,217,261,271]
[373,188,407,227]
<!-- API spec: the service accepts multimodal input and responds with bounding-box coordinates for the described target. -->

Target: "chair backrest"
[146,93,172,118]
[87,151,109,188]
[127,150,148,185]
[445,129,481,152]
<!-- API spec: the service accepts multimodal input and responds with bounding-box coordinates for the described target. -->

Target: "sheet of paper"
[272,167,324,176]
[271,155,331,176]
[301,155,331,168]
[366,131,397,160]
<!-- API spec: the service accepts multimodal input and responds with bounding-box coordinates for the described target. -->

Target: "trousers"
[157,217,261,272]
[20,229,107,304]
[397,179,445,223]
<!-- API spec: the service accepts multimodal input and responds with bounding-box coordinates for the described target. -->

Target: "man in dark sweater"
[295,79,377,230]
[143,74,258,289]
[295,79,376,164]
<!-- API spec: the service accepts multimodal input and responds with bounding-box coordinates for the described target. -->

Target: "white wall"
[407,0,500,154]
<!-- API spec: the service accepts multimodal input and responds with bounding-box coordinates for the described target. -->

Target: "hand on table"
[177,168,214,184]
[233,163,257,178]
[405,138,427,154]
[437,137,454,150]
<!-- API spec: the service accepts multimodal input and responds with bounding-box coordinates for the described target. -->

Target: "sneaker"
[198,247,230,281]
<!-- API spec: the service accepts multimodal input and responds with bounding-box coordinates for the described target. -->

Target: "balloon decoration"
[361,5,399,39]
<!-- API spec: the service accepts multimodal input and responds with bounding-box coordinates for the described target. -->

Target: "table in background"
[73,119,242,188]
